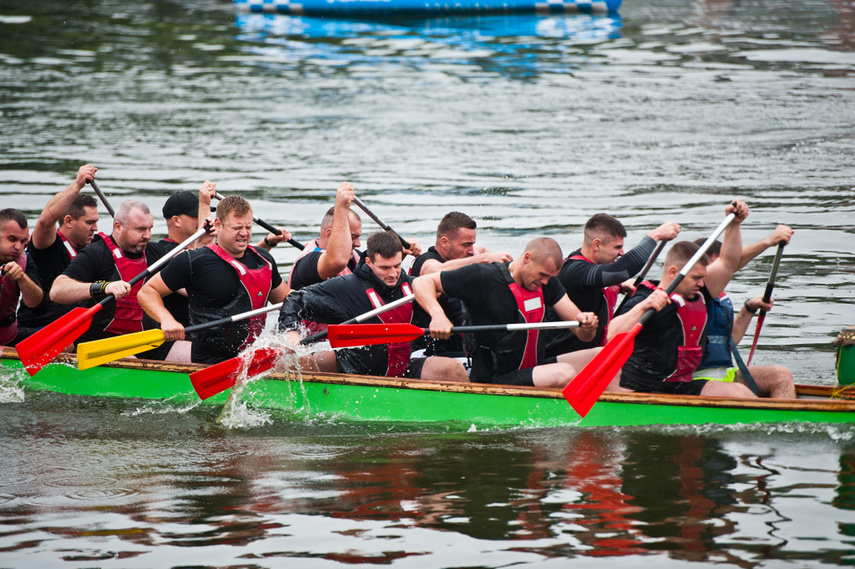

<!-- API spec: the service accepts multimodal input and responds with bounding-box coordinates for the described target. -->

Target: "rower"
[409,211,511,360]
[0,209,45,347]
[692,229,796,398]
[544,214,680,357]
[17,164,100,329]
[413,237,601,388]
[609,200,784,398]
[279,231,468,382]
[138,195,290,364]
[50,200,158,348]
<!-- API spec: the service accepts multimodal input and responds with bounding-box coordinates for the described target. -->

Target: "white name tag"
[524,297,542,312]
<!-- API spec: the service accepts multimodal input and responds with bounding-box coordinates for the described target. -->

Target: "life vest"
[699,291,735,369]
[102,233,146,336]
[209,243,273,350]
[664,290,708,383]
[507,281,546,370]
[57,231,78,260]
[0,252,26,345]
[568,253,620,346]
[364,282,414,377]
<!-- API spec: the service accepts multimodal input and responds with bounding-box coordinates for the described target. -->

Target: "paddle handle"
[761,242,785,305]
[88,180,116,218]
[637,212,737,328]
[301,294,416,344]
[450,321,581,334]
[352,196,410,249]
[213,192,304,250]
[184,302,284,334]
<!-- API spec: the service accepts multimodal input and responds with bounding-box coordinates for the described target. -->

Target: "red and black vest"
[57,231,78,260]
[664,290,708,383]
[0,252,26,345]
[209,243,273,350]
[568,253,620,346]
[364,282,414,377]
[507,281,546,370]
[102,233,147,336]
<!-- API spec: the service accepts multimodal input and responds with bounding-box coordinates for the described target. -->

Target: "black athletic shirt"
[440,262,565,382]
[409,246,467,356]
[544,236,657,356]
[289,249,359,291]
[59,236,160,344]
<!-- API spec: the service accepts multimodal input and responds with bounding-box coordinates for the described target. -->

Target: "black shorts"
[485,356,558,387]
[621,376,708,396]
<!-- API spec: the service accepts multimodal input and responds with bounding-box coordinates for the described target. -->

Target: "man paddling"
[544,214,681,357]
[413,237,601,388]
[50,200,158,347]
[692,227,796,398]
[609,200,770,397]
[279,231,468,382]
[409,211,512,360]
[138,195,290,364]
[0,209,44,346]
[17,164,100,329]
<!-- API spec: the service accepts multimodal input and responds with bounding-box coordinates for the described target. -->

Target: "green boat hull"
[3,350,855,428]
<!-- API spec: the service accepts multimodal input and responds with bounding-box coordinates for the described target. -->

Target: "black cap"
[162,191,199,219]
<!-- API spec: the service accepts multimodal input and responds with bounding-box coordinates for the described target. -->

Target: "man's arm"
[731,295,773,344]
[196,180,217,247]
[2,258,43,309]
[606,289,670,341]
[705,200,748,297]
[31,165,97,250]
[551,295,598,342]
[51,274,130,303]
[737,225,793,271]
[317,182,357,280]
[269,281,291,304]
[417,251,513,276]
[138,274,186,340]
[413,273,454,339]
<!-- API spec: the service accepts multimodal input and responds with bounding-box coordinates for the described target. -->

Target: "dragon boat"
[234,0,622,17]
[2,348,854,429]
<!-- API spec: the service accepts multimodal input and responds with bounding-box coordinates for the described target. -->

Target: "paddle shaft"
[214,192,304,250]
[88,180,116,217]
[352,196,409,249]
[615,240,666,315]
[301,294,415,344]
[747,241,785,366]
[184,302,284,335]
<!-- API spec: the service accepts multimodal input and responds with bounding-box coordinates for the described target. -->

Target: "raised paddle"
[213,192,305,250]
[562,211,738,418]
[746,241,785,366]
[352,196,410,249]
[15,224,210,376]
[327,321,582,348]
[76,301,285,370]
[88,179,116,218]
[614,240,667,316]
[188,294,416,400]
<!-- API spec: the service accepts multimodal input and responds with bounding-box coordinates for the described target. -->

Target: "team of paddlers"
[0,165,797,399]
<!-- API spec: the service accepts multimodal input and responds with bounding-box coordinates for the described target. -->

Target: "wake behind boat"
[3,348,853,429]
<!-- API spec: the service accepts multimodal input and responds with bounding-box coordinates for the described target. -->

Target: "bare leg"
[736,364,796,399]
[420,356,469,383]
[297,350,337,373]
[700,380,757,398]
[165,340,192,363]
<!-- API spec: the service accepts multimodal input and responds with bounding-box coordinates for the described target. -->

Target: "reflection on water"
[0,398,853,566]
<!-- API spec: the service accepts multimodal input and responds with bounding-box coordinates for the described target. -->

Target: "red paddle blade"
[562,323,642,417]
[16,305,102,376]
[327,323,426,348]
[746,313,766,367]
[189,348,283,400]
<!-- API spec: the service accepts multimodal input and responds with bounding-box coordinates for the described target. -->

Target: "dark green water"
[1,0,854,565]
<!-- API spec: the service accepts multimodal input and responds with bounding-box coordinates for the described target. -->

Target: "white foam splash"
[0,368,25,403]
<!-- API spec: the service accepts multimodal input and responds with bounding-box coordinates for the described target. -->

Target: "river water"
[1,0,854,566]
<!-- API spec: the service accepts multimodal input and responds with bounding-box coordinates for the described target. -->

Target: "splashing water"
[0,367,25,403]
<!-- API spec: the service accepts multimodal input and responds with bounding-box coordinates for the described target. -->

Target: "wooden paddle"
[15,225,210,376]
[746,242,785,366]
[352,196,409,249]
[76,301,285,370]
[614,240,666,316]
[327,321,581,348]
[562,211,738,418]
[188,294,416,400]
[213,192,305,250]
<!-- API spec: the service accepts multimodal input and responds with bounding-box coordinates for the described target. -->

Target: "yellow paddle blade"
[77,330,167,370]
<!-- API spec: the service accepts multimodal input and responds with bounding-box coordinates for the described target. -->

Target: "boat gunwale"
[4,348,855,414]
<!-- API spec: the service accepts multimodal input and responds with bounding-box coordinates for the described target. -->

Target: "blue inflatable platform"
[235,0,622,17]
